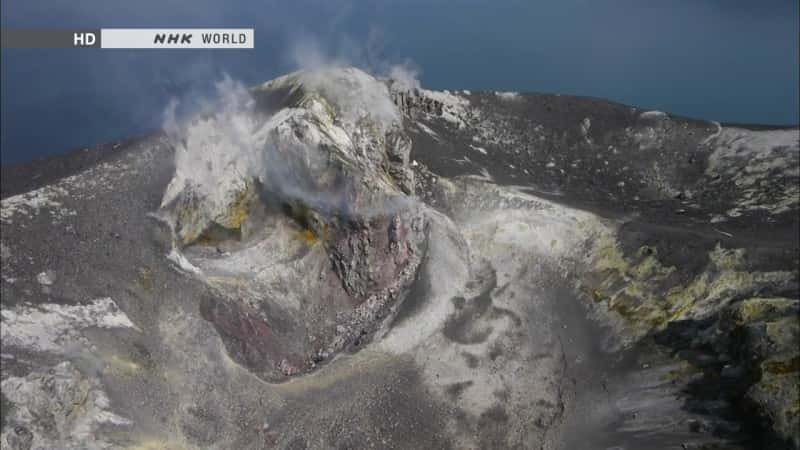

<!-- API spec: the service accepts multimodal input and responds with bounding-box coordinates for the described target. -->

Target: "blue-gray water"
[2,0,798,164]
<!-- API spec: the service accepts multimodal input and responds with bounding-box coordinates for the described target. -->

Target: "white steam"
[287,37,417,131]
[289,35,423,100]
[161,75,263,210]
[159,66,417,232]
[158,38,426,243]
[301,67,400,131]
[388,61,421,91]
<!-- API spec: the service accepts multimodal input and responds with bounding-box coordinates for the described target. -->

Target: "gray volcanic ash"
[1,66,798,449]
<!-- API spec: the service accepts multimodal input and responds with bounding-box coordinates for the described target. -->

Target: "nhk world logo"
[1,28,254,49]
[153,31,248,46]
[110,29,253,48]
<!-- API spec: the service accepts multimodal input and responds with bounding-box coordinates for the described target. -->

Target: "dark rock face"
[1,68,797,449]
[392,88,445,117]
[651,297,800,449]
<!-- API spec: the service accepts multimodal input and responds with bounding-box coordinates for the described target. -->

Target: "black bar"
[1,29,102,48]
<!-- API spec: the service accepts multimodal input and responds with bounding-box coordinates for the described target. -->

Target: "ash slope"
[1,68,798,450]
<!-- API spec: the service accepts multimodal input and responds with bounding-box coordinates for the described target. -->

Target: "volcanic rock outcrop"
[155,69,428,381]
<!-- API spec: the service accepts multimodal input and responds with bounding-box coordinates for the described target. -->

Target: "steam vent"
[2,67,798,449]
